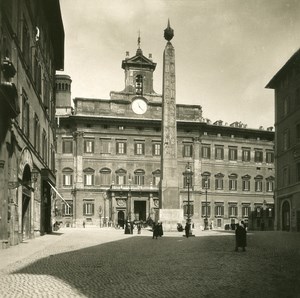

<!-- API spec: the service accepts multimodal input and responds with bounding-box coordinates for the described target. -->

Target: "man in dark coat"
[152,223,159,239]
[235,221,247,251]
[185,222,190,238]
[158,222,163,237]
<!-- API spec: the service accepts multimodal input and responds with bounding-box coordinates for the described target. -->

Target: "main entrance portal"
[134,201,146,221]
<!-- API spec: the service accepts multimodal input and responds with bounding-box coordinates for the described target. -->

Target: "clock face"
[132,98,147,114]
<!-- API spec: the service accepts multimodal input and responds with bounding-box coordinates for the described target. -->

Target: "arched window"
[134,169,145,186]
[100,167,111,185]
[83,167,95,186]
[115,168,127,185]
[228,173,238,191]
[214,173,224,190]
[201,172,211,189]
[254,175,263,192]
[62,167,73,186]
[152,169,160,186]
[242,174,251,191]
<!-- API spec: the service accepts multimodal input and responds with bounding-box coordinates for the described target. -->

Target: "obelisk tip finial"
[164,19,174,41]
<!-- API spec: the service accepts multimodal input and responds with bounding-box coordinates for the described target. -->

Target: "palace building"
[55,30,275,231]
[266,48,300,232]
[0,0,64,248]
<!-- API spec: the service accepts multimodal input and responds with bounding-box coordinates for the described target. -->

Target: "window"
[228,147,237,161]
[266,176,274,192]
[229,174,238,191]
[256,207,262,218]
[242,205,250,217]
[201,203,210,217]
[152,169,161,186]
[62,168,73,186]
[100,168,111,185]
[63,140,73,154]
[22,19,30,66]
[83,168,95,186]
[135,75,143,95]
[135,143,145,155]
[134,169,145,185]
[254,150,263,163]
[215,173,224,190]
[283,167,289,187]
[283,130,290,151]
[242,148,251,162]
[215,146,224,160]
[201,145,211,159]
[84,140,94,153]
[63,201,73,216]
[215,205,224,217]
[116,169,126,185]
[254,176,263,192]
[283,96,289,116]
[201,173,211,189]
[83,201,94,216]
[100,138,111,154]
[42,130,47,161]
[184,204,194,216]
[152,143,161,156]
[266,151,274,163]
[242,175,251,191]
[116,141,127,155]
[229,205,238,217]
[22,92,30,137]
[34,115,39,149]
[183,144,193,157]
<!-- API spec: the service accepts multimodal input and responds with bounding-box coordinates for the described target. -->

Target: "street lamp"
[183,162,194,236]
[204,179,209,230]
[125,175,132,234]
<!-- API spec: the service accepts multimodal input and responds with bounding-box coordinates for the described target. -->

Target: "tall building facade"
[55,39,275,231]
[266,49,300,232]
[0,0,64,248]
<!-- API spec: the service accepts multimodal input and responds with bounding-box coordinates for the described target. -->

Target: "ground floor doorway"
[134,201,146,221]
[22,193,31,239]
[118,210,125,228]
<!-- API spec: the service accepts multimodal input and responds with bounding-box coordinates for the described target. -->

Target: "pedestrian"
[83,220,85,228]
[235,221,247,252]
[152,223,159,239]
[158,222,164,237]
[185,222,190,238]
[137,223,141,234]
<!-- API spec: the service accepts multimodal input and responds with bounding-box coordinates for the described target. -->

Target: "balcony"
[110,184,159,193]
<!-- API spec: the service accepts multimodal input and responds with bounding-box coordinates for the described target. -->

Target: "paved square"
[0,228,299,297]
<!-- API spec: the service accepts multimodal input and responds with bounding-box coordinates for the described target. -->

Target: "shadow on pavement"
[11,232,300,298]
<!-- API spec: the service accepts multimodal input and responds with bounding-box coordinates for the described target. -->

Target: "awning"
[48,182,70,208]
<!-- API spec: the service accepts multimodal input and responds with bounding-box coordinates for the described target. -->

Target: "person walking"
[152,223,159,239]
[83,220,85,228]
[235,221,247,252]
[158,222,164,237]
[185,222,190,238]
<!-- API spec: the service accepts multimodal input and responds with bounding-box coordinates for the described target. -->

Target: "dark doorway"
[22,164,31,240]
[282,200,290,231]
[118,211,125,228]
[134,201,146,221]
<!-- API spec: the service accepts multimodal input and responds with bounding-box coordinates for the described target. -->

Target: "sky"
[58,0,300,129]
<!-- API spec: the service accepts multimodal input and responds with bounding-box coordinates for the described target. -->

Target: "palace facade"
[266,49,300,232]
[0,0,64,248]
[55,43,275,231]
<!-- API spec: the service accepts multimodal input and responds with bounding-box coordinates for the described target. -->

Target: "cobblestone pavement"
[0,227,299,298]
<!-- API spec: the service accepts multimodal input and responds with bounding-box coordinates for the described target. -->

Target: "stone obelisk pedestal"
[159,21,183,231]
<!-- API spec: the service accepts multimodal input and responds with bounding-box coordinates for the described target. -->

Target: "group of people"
[152,222,164,239]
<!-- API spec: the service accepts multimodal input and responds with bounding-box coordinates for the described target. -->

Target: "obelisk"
[159,20,183,231]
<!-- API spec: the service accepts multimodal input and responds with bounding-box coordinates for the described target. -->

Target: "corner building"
[55,43,275,231]
[0,0,64,248]
[266,49,300,232]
